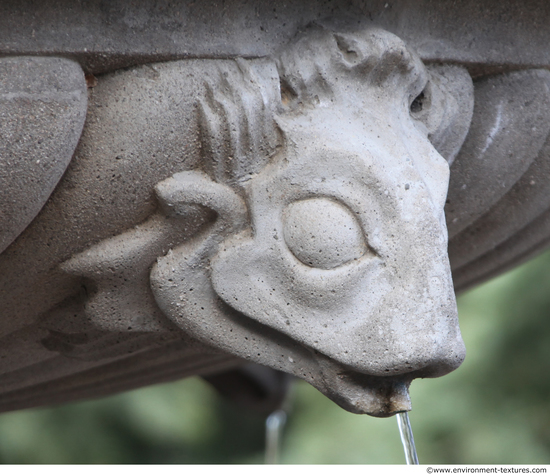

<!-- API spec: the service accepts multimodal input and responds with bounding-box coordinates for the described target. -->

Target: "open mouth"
[312,352,415,417]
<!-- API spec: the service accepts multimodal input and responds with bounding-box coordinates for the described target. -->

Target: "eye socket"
[410,83,431,118]
[410,91,425,113]
[282,197,368,270]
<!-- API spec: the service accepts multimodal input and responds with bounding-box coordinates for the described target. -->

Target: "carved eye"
[282,198,368,269]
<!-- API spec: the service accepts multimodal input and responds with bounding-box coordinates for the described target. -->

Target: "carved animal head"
[149,26,472,416]
[60,25,472,416]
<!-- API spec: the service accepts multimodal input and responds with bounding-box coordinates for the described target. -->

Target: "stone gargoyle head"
[64,25,472,416]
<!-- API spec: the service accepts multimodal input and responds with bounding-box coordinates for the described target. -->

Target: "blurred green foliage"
[2,250,550,463]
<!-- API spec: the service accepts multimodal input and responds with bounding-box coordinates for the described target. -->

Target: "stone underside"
[1,0,550,414]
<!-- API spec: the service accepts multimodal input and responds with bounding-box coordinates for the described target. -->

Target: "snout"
[312,328,465,417]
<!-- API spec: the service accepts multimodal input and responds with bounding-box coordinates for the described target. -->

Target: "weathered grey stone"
[1,0,550,75]
[446,70,550,240]
[0,57,87,253]
[282,198,368,270]
[0,26,472,417]
[425,65,475,165]
[2,2,550,419]
[447,70,550,290]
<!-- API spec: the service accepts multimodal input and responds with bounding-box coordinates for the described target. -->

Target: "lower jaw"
[312,356,414,417]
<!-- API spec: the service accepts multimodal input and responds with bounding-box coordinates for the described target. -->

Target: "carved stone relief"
[1,4,550,417]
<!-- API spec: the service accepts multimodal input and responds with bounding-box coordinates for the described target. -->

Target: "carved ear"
[154,171,249,245]
[416,65,474,165]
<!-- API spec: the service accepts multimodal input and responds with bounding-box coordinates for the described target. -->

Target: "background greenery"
[2,249,550,464]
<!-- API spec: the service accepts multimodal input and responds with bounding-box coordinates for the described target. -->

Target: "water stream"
[265,409,287,464]
[397,411,419,464]
[264,400,418,464]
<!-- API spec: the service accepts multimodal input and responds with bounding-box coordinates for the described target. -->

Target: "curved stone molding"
[0,57,87,254]
[447,69,550,290]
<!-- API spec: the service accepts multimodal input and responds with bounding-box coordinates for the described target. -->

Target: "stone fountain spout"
[111,26,470,416]
[0,23,476,416]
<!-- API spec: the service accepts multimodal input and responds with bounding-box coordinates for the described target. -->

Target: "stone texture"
[0,57,87,253]
[446,70,550,240]
[1,0,550,75]
[282,198,368,270]
[447,70,550,290]
[0,26,474,417]
[68,27,468,416]
[1,2,550,418]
